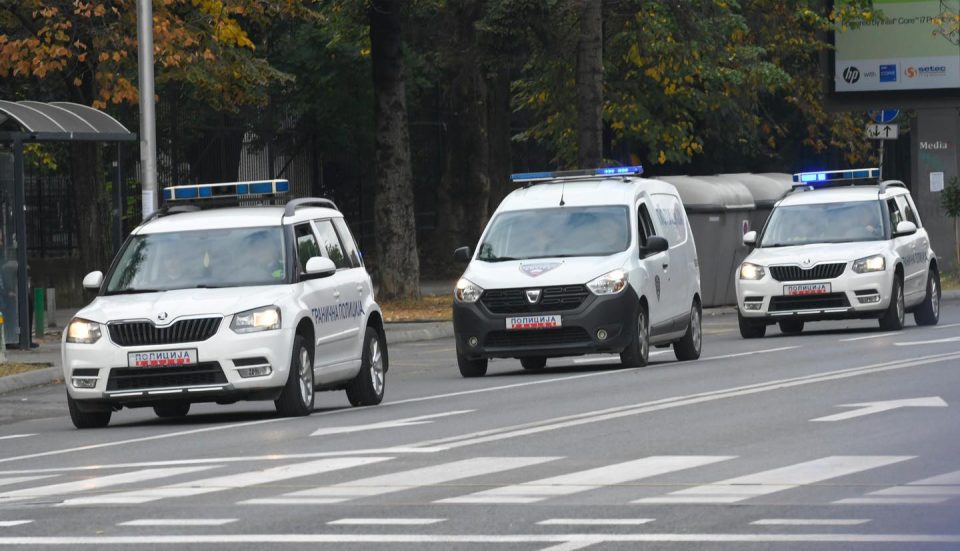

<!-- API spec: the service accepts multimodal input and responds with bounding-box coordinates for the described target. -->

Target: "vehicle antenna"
[559,181,566,207]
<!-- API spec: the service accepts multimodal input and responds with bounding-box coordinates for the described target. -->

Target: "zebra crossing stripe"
[0,476,57,489]
[0,467,217,504]
[241,457,559,506]
[0,521,32,527]
[835,469,960,505]
[634,456,913,504]
[62,457,392,506]
[439,456,733,504]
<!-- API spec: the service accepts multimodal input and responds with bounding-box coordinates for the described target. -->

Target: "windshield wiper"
[106,288,165,295]
[479,256,520,262]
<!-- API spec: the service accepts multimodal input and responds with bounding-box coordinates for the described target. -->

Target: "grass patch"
[942,270,960,291]
[0,362,50,377]
[380,295,452,322]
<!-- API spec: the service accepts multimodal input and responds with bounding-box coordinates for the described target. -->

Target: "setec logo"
[902,66,943,79]
[842,66,861,84]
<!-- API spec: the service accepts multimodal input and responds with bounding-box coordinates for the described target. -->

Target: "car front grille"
[481,286,590,314]
[770,263,846,282]
[106,363,226,391]
[768,293,850,312]
[108,317,222,347]
[484,327,592,348]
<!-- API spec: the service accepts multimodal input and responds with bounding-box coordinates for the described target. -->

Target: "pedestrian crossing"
[0,454,955,511]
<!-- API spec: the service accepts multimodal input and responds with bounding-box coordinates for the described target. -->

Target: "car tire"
[879,274,905,331]
[673,300,702,361]
[67,392,111,429]
[457,348,488,378]
[520,357,547,370]
[738,311,766,339]
[153,402,190,418]
[274,334,315,417]
[778,319,804,334]
[346,326,387,407]
[620,303,649,367]
[913,269,940,327]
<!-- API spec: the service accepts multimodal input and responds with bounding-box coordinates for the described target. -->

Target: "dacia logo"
[525,289,541,304]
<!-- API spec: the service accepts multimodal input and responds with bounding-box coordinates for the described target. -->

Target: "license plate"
[506,315,562,330]
[128,349,198,368]
[784,283,831,296]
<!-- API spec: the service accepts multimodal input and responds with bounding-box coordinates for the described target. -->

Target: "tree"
[942,176,960,267]
[369,0,420,299]
[575,0,603,167]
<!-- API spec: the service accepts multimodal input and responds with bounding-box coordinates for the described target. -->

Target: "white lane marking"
[0,476,57,488]
[63,457,392,506]
[634,456,912,504]
[118,519,237,527]
[439,456,732,504]
[894,336,960,346]
[0,435,35,441]
[0,466,216,504]
[328,518,445,526]
[934,322,960,329]
[699,346,799,361]
[811,397,947,422]
[839,333,898,342]
[405,351,960,451]
[539,519,655,526]
[0,522,31,527]
[539,540,603,551]
[311,410,473,437]
[835,469,960,505]
[751,519,870,526]
[572,351,668,364]
[242,457,557,505]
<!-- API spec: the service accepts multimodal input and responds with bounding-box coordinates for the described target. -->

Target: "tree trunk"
[369,0,420,300]
[486,69,513,214]
[575,0,603,168]
[70,143,112,272]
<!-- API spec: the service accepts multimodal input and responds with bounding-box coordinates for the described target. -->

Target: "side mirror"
[453,246,471,263]
[82,271,103,290]
[305,257,337,278]
[742,230,757,246]
[895,220,917,237]
[640,236,669,257]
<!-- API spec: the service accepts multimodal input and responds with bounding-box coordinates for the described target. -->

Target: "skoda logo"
[842,66,860,84]
[525,289,541,304]
[801,259,813,268]
[157,312,169,321]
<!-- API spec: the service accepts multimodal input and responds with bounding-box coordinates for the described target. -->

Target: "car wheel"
[67,392,111,429]
[346,326,387,407]
[620,304,649,367]
[457,348,488,377]
[274,334,314,417]
[879,274,905,331]
[738,311,766,339]
[673,300,702,361]
[153,402,190,418]
[520,357,547,370]
[913,269,940,326]
[778,319,804,334]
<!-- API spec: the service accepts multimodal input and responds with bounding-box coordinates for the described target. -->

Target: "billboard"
[832,0,960,96]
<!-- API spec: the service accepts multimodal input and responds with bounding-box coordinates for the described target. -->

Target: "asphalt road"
[0,304,959,550]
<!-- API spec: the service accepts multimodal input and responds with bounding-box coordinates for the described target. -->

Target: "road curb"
[385,323,455,344]
[0,366,59,396]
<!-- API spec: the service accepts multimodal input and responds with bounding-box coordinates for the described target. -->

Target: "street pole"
[136,0,158,219]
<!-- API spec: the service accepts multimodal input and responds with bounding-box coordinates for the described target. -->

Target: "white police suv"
[63,180,387,428]
[452,166,703,376]
[736,168,940,338]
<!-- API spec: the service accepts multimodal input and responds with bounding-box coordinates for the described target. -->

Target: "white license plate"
[128,349,198,368]
[783,283,831,296]
[506,315,562,330]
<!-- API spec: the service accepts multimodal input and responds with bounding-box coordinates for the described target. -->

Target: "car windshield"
[105,226,286,293]
[759,200,885,247]
[477,206,630,261]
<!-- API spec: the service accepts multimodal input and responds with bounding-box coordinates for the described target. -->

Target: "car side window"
[895,195,919,227]
[637,203,656,247]
[885,198,903,232]
[313,219,351,270]
[332,218,363,268]
[651,193,686,247]
[294,223,321,274]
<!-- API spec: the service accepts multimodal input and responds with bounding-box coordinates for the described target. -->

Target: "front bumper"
[453,286,639,359]
[737,268,893,321]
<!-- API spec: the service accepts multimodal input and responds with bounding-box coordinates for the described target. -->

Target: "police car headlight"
[587,270,628,295]
[231,306,281,334]
[66,318,101,344]
[853,254,885,274]
[455,278,483,303]
[739,262,765,280]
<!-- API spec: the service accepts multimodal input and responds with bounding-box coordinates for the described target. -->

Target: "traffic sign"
[869,109,899,124]
[866,124,898,140]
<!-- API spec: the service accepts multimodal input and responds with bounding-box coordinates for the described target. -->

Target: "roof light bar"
[511,165,643,184]
[163,179,290,201]
[791,168,879,184]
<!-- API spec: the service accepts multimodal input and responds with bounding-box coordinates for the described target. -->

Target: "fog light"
[743,302,763,311]
[238,365,273,378]
[857,294,881,304]
[71,377,97,389]
[596,329,608,341]
[468,337,479,347]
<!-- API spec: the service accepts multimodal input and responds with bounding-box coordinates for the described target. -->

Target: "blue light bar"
[791,168,879,184]
[511,165,643,184]
[163,179,290,201]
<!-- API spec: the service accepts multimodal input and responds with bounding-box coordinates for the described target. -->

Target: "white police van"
[736,168,940,338]
[452,166,703,377]
[62,180,387,428]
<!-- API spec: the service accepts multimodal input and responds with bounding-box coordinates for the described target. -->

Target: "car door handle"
[662,263,669,269]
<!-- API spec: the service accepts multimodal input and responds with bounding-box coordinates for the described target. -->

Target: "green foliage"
[942,176,960,218]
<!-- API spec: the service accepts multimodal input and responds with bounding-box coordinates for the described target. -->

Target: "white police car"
[63,180,387,428]
[452,166,703,376]
[736,168,940,338]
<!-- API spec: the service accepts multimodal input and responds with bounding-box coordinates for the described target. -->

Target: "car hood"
[463,253,629,289]
[747,242,888,265]
[75,286,292,324]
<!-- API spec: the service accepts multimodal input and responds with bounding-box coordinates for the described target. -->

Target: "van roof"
[497,177,676,212]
